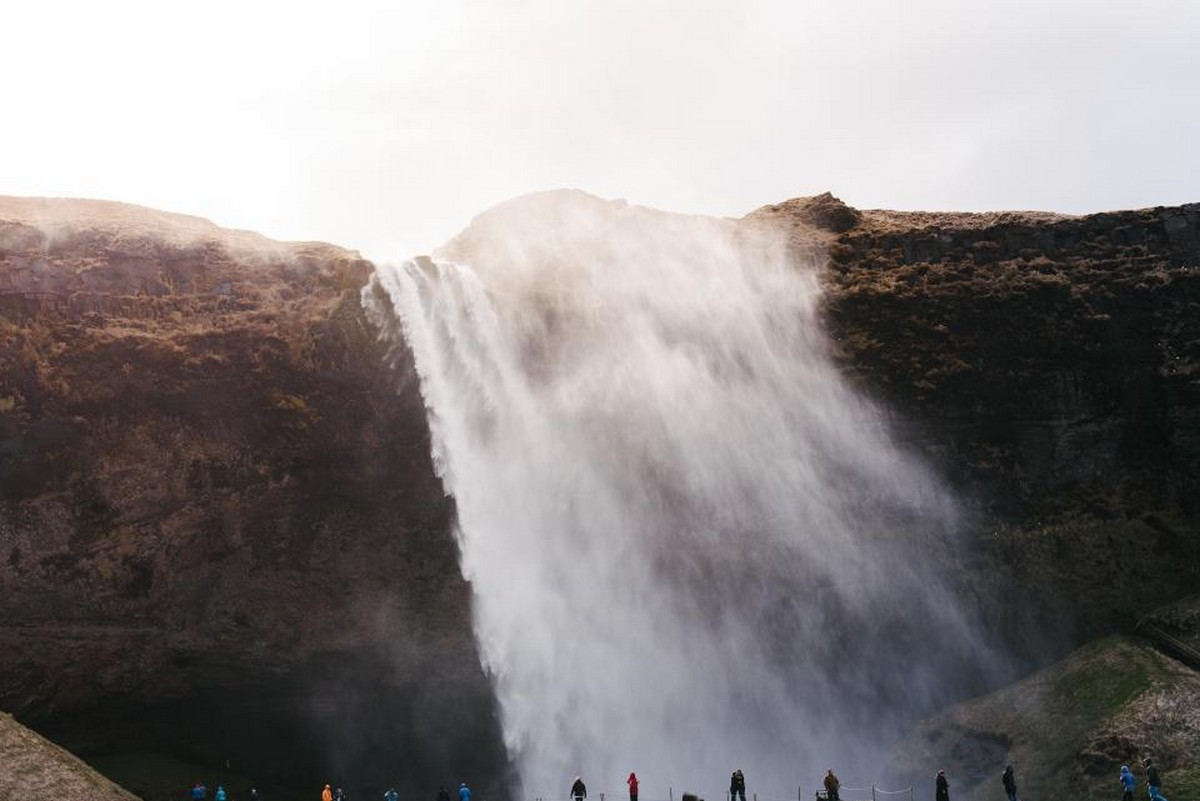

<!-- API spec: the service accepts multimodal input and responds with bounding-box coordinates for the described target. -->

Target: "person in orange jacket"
[323,785,334,801]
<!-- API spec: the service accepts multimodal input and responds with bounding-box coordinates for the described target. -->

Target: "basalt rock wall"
[757,195,1200,642]
[0,198,507,796]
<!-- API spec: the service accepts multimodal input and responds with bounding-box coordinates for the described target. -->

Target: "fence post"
[670,787,674,801]
[872,786,877,801]
[798,786,802,801]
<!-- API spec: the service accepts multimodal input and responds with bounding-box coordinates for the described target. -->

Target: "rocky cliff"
[0,198,507,797]
[755,195,1200,645]
[2,192,1198,797]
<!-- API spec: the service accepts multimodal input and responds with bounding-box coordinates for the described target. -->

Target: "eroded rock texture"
[0,198,506,795]
[757,195,1200,642]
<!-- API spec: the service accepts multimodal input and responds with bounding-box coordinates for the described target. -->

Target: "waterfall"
[364,191,995,800]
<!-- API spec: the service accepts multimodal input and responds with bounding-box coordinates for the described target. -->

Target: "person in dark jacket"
[823,770,840,801]
[385,789,400,801]
[438,786,451,801]
[1142,758,1168,801]
[935,770,949,801]
[1001,765,1016,801]
[730,770,746,801]
[571,776,588,801]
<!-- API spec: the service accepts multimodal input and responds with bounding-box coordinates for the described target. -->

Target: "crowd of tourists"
[183,757,1173,801]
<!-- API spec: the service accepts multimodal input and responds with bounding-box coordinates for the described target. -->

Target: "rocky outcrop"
[755,195,1200,641]
[0,198,506,797]
[886,636,1200,801]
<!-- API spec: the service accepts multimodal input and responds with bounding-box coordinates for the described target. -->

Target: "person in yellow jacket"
[323,785,333,801]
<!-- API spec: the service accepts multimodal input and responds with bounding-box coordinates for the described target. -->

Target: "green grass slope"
[889,637,1200,801]
[0,712,140,801]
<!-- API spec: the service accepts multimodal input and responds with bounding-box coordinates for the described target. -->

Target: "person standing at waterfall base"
[323,785,333,801]
[460,782,472,801]
[437,785,451,801]
[1142,758,1168,801]
[730,770,746,801]
[824,770,840,801]
[1001,765,1017,801]
[1121,765,1136,801]
[571,776,588,801]
[628,772,639,801]
[935,770,949,801]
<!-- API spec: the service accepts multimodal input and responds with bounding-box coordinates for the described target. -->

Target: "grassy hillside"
[889,637,1200,801]
[0,712,140,801]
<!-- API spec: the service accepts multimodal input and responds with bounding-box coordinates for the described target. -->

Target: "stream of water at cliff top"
[364,191,997,800]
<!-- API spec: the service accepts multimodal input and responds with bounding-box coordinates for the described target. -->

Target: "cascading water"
[365,191,998,800]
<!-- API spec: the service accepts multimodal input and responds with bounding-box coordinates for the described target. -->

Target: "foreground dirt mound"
[0,197,505,796]
[0,712,140,801]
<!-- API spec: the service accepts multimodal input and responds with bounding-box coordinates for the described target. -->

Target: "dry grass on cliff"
[0,712,140,801]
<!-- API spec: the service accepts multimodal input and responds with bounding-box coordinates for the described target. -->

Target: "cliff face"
[0,198,506,795]
[3,192,1198,796]
[756,195,1200,641]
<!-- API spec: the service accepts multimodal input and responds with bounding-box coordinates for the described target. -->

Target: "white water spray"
[365,192,994,800]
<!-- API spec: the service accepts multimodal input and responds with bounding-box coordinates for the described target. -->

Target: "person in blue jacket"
[192,783,208,800]
[1120,765,1136,801]
[385,789,399,801]
[460,783,472,801]
[215,786,228,801]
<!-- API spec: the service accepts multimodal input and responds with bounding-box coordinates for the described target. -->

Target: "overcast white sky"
[3,0,1197,260]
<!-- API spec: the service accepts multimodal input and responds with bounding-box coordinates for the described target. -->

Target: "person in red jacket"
[628,773,639,801]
